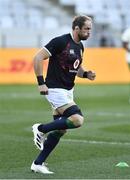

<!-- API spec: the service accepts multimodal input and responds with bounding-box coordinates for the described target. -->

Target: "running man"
[31,15,96,174]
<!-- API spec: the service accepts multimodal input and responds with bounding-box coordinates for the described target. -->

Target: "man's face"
[78,20,92,40]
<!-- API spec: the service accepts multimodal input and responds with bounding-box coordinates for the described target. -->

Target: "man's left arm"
[77,66,96,81]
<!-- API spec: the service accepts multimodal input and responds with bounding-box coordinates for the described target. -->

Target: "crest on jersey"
[70,49,74,54]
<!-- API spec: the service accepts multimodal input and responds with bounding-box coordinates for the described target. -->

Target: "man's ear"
[75,26,80,31]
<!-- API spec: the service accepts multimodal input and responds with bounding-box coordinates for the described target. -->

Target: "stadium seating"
[0,0,130,47]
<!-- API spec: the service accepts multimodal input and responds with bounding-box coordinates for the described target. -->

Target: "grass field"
[0,84,130,179]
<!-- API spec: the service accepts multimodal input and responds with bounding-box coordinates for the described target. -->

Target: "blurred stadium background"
[0,0,130,179]
[0,0,130,47]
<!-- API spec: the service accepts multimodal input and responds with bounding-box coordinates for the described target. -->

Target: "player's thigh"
[56,102,76,115]
[57,102,84,126]
[52,108,60,116]
[52,102,76,116]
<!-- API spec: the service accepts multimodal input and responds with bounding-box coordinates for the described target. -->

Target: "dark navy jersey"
[44,33,84,90]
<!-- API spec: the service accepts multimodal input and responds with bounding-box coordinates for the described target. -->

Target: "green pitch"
[0,84,130,179]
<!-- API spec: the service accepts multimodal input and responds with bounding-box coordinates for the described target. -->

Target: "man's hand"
[38,84,48,95]
[87,71,96,80]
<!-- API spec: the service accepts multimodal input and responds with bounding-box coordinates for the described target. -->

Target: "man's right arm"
[33,48,51,95]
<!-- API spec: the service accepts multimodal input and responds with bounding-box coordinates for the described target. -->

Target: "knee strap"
[63,105,83,118]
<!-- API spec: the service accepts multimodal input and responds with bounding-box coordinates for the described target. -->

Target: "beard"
[78,34,89,41]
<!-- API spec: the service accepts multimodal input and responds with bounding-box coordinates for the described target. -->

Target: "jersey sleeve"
[44,36,66,56]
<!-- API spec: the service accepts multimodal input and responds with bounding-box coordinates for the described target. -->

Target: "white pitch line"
[62,138,130,146]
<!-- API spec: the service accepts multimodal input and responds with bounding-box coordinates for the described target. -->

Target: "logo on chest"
[69,49,75,55]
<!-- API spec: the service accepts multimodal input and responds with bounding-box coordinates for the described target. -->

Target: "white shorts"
[45,88,74,109]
